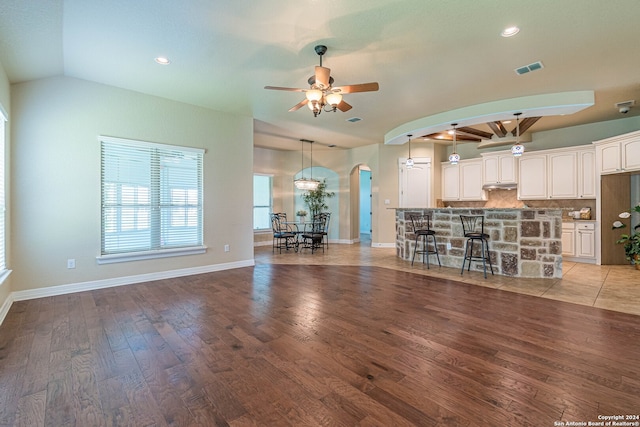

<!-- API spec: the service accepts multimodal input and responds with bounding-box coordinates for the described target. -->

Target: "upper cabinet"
[442,163,460,201]
[518,153,548,199]
[482,153,516,185]
[459,160,485,200]
[441,159,486,201]
[548,151,577,198]
[443,145,595,202]
[578,150,596,198]
[594,130,640,174]
[517,146,595,200]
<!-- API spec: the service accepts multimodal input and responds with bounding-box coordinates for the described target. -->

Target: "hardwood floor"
[1,246,639,426]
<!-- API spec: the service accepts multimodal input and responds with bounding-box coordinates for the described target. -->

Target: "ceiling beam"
[487,121,508,138]
[512,117,541,136]
[421,132,481,143]
[457,126,494,140]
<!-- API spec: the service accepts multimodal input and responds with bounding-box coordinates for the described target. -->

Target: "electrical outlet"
[446,243,452,250]
[224,244,230,252]
[67,259,76,269]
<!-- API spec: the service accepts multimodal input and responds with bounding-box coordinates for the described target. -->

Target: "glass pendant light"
[294,139,319,190]
[448,123,460,164]
[511,112,525,157]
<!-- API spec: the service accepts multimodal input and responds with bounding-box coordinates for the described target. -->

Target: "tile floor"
[254,239,640,316]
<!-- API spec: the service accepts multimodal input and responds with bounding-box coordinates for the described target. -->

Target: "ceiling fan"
[264,45,379,117]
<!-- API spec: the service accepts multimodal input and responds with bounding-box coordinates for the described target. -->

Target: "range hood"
[482,182,518,191]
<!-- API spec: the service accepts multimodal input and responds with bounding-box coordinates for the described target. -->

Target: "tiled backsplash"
[442,190,596,220]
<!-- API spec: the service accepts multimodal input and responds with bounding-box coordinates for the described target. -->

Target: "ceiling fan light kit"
[265,45,379,118]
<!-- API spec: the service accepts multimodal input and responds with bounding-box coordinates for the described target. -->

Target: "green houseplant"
[613,203,640,266]
[301,179,335,218]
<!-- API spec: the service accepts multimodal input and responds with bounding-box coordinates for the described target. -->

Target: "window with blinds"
[253,174,273,230]
[0,115,6,275]
[100,136,204,261]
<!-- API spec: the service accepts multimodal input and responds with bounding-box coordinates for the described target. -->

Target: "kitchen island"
[395,208,563,278]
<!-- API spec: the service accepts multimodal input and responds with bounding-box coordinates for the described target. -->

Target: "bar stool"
[460,215,494,278]
[410,214,441,268]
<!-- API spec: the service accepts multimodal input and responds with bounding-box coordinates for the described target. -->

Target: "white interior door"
[399,157,431,207]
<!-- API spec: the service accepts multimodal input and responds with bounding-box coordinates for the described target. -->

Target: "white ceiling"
[1,0,639,151]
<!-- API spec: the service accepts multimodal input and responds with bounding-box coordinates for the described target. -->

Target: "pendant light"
[511,112,525,157]
[294,139,320,190]
[405,134,414,169]
[448,123,460,165]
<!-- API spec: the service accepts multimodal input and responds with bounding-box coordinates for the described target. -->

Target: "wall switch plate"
[224,244,230,252]
[446,243,452,250]
[67,259,76,269]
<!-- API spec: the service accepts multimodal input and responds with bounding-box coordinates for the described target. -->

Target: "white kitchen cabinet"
[441,163,460,201]
[578,150,596,198]
[482,153,516,185]
[561,223,576,257]
[594,130,640,174]
[563,221,596,261]
[548,152,578,198]
[622,136,640,171]
[576,222,595,259]
[460,160,485,200]
[517,154,547,199]
[441,159,486,201]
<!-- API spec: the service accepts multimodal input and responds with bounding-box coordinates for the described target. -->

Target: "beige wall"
[10,76,254,292]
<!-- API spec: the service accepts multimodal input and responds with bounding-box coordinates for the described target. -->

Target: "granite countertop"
[391,207,563,211]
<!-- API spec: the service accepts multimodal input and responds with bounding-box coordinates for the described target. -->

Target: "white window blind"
[0,115,6,272]
[100,136,204,257]
[253,174,272,230]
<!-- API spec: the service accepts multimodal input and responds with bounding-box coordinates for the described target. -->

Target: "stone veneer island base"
[396,208,563,278]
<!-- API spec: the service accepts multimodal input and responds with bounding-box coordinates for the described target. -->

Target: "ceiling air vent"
[346,117,362,123]
[514,61,544,75]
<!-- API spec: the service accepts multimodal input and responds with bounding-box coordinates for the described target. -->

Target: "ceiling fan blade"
[315,66,331,89]
[264,86,305,92]
[288,99,308,112]
[332,82,379,94]
[336,100,352,112]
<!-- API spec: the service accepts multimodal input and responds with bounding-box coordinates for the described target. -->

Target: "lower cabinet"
[561,223,576,257]
[562,221,595,262]
[576,223,596,258]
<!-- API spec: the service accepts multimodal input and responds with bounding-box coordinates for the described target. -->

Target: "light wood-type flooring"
[0,240,638,426]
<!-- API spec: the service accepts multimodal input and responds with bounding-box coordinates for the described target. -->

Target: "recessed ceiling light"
[155,57,171,65]
[501,26,520,37]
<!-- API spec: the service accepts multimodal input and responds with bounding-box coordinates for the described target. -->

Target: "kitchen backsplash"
[441,190,596,220]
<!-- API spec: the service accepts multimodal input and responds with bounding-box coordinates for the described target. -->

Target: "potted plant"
[301,179,334,218]
[613,203,640,268]
[296,210,308,222]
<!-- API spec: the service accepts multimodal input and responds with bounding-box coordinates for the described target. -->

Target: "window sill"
[0,269,12,286]
[96,246,207,265]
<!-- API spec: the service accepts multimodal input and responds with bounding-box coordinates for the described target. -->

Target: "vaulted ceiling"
[1,0,639,151]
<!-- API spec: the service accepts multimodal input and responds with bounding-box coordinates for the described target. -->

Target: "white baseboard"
[2,259,255,325]
[372,242,396,248]
[0,293,15,326]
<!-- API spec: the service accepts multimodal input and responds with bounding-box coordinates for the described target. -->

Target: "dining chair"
[270,213,297,253]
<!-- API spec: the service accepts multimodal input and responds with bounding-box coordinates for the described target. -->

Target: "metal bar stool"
[410,214,441,268]
[460,215,494,278]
